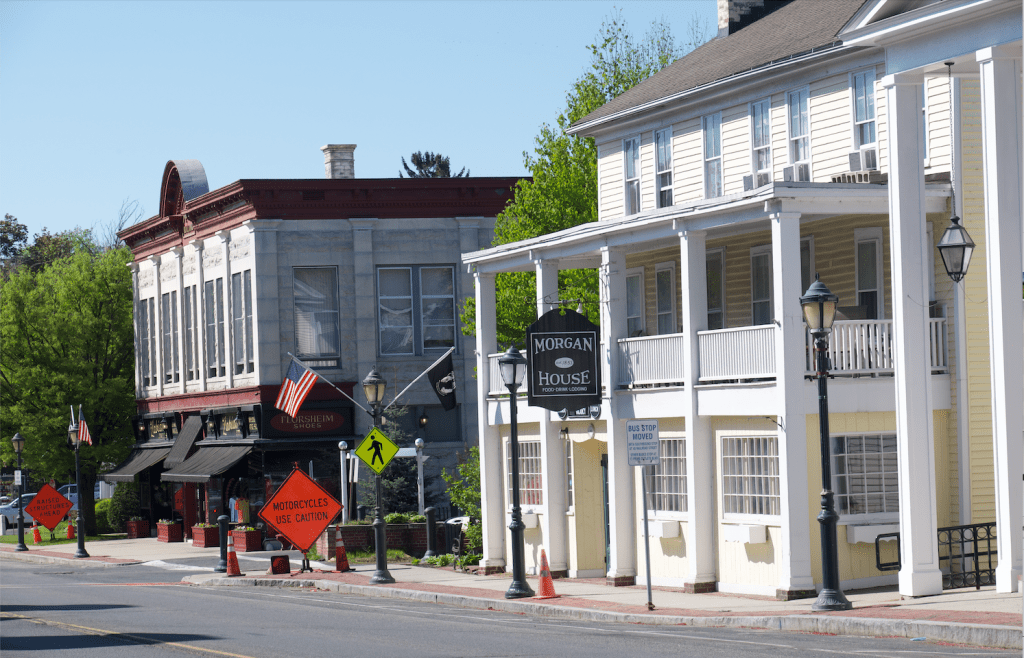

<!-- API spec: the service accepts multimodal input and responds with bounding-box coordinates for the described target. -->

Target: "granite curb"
[0,550,142,568]
[189,575,1023,650]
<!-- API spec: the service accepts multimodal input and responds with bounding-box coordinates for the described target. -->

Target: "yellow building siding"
[771,93,789,181]
[959,79,995,524]
[598,139,625,221]
[722,103,749,196]
[674,118,703,205]
[809,73,855,181]
[640,131,656,212]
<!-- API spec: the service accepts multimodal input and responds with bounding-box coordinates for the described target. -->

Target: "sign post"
[258,468,343,573]
[626,419,660,611]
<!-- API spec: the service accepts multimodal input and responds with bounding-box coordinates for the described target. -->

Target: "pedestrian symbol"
[354,427,399,474]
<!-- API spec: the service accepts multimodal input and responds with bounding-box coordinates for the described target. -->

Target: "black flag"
[427,351,457,411]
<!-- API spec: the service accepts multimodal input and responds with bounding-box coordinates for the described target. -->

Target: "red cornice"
[135,381,356,414]
[121,175,524,261]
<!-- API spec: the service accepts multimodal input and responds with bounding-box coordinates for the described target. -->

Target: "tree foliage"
[400,151,469,178]
[0,241,137,534]
[442,447,482,551]
[460,10,707,346]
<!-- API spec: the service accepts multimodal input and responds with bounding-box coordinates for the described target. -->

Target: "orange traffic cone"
[225,533,242,577]
[335,529,352,572]
[534,548,559,599]
[67,521,75,540]
[32,521,41,544]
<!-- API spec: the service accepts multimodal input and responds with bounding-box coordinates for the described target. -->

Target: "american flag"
[78,407,92,446]
[275,360,318,418]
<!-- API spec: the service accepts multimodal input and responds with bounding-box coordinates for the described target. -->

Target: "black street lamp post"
[498,346,534,599]
[11,433,27,552]
[363,367,394,585]
[67,411,90,559]
[801,276,851,611]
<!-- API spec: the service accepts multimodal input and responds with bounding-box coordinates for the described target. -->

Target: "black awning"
[161,445,252,483]
[101,448,172,482]
[165,416,204,468]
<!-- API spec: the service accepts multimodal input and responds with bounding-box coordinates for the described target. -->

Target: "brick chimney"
[321,144,356,179]
[718,0,787,37]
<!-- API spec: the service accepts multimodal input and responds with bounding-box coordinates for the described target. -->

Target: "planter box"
[192,526,219,548]
[127,520,149,539]
[157,523,183,543]
[231,529,262,552]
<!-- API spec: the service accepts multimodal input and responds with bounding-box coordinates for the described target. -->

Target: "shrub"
[424,553,453,567]
[94,499,113,534]
[409,514,426,523]
[107,481,140,533]
[384,512,411,524]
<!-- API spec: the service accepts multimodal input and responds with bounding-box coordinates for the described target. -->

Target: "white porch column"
[601,246,636,585]
[770,210,814,597]
[475,271,506,573]
[535,259,568,574]
[678,230,715,591]
[882,72,943,597]
[977,45,1023,593]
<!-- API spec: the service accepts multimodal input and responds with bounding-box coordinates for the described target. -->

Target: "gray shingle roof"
[569,0,869,133]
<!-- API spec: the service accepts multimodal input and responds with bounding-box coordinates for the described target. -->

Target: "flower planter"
[192,526,219,548]
[127,519,149,539]
[157,523,183,543]
[231,528,262,552]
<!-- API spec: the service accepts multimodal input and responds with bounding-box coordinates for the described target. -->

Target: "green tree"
[441,447,481,551]
[400,151,469,178]
[460,10,707,346]
[0,243,137,534]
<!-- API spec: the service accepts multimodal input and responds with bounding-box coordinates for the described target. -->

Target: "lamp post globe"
[66,409,89,559]
[11,433,27,551]
[800,276,850,611]
[498,345,534,599]
[362,367,394,585]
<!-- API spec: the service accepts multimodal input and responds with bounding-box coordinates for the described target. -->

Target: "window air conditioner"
[797,163,810,181]
[849,148,878,172]
[743,175,754,191]
[783,166,793,182]
[756,172,771,187]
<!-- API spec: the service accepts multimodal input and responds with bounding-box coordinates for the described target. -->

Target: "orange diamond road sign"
[258,469,342,552]
[25,484,73,531]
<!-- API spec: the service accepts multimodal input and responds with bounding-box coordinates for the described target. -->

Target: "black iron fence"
[875,521,997,590]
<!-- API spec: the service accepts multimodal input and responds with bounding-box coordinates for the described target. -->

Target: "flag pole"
[384,346,455,412]
[286,353,369,414]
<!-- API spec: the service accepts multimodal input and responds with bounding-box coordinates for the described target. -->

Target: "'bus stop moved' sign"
[625,420,660,467]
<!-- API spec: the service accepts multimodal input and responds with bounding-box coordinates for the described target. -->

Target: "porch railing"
[617,334,687,387]
[697,325,776,383]
[487,353,529,397]
[806,318,948,376]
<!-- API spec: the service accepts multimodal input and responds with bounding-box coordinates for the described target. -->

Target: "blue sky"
[1,1,716,238]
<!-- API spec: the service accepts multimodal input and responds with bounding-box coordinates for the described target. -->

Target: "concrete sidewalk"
[3,538,1021,650]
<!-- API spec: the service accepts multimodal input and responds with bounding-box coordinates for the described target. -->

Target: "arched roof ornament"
[160,160,209,217]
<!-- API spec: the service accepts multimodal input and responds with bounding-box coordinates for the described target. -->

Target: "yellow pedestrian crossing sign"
[355,427,399,474]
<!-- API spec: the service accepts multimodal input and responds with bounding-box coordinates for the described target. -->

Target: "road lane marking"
[0,612,256,657]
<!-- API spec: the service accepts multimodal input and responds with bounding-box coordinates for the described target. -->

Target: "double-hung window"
[722,435,780,517]
[139,297,157,387]
[231,270,254,375]
[645,437,687,513]
[624,136,640,215]
[161,291,179,384]
[706,248,725,330]
[855,229,883,320]
[788,89,810,179]
[750,245,773,325]
[507,439,543,507]
[852,71,876,152]
[655,128,673,208]
[751,99,771,187]
[833,434,898,517]
[293,267,340,366]
[378,265,456,355]
[183,285,198,381]
[204,278,226,378]
[625,267,645,337]
[655,262,676,335]
[703,113,722,198]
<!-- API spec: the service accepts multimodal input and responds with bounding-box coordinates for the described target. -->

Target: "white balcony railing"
[487,353,530,397]
[697,325,776,383]
[617,333,687,387]
[805,318,948,376]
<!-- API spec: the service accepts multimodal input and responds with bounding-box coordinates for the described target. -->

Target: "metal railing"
[875,521,997,590]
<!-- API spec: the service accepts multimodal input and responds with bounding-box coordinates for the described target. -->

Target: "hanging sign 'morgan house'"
[526,308,601,413]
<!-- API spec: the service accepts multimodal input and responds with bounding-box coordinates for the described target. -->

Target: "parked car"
[0,493,36,533]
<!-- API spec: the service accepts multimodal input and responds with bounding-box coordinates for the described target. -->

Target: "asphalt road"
[0,560,1015,658]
